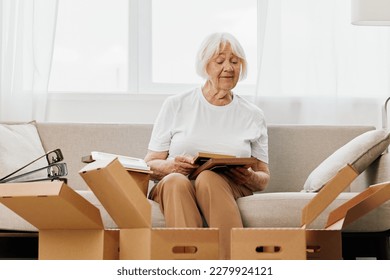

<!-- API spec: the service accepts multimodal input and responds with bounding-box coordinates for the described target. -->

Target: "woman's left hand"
[223,160,270,192]
[224,167,252,185]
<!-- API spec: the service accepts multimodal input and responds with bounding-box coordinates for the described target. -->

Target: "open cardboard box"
[231,164,359,260]
[0,181,119,260]
[81,153,150,196]
[306,181,390,260]
[79,158,219,260]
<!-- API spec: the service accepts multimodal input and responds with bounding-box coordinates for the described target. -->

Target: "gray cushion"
[303,129,390,192]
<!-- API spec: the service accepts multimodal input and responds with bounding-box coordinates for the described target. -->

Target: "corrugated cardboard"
[81,154,151,196]
[231,228,306,260]
[231,164,359,260]
[127,170,150,196]
[79,158,219,260]
[306,182,390,260]
[0,181,119,260]
[305,230,342,260]
[120,228,219,260]
[80,158,151,228]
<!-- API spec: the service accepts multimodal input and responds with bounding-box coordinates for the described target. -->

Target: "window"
[48,0,258,95]
[49,0,128,92]
[258,0,390,98]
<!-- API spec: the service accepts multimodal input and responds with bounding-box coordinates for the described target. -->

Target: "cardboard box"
[79,158,219,260]
[127,170,150,196]
[120,228,219,260]
[0,181,119,260]
[81,153,151,196]
[306,182,390,260]
[231,164,359,260]
[231,228,307,260]
[305,230,341,260]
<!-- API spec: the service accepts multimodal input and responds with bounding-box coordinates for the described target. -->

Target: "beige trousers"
[149,170,253,259]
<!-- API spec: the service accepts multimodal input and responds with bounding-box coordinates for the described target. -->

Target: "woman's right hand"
[144,150,198,180]
[169,155,198,176]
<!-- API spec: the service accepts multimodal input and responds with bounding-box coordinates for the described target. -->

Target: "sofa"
[1,122,390,259]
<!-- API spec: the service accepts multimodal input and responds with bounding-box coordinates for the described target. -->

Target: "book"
[82,151,152,174]
[192,151,236,165]
[188,155,257,180]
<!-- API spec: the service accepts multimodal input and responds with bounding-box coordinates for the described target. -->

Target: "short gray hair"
[195,32,248,80]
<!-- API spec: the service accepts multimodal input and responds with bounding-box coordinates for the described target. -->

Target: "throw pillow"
[303,129,390,192]
[0,122,48,182]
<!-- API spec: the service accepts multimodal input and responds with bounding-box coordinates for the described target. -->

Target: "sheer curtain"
[256,0,390,127]
[0,0,58,122]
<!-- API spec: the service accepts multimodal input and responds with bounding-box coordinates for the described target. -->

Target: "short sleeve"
[251,114,269,164]
[148,97,175,152]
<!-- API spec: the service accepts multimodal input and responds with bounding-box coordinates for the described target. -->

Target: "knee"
[161,173,193,194]
[195,170,220,193]
[163,172,189,183]
[195,170,216,184]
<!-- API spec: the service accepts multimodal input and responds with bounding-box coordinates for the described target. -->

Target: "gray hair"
[195,32,248,80]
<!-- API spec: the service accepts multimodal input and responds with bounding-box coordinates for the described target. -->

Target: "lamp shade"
[352,0,390,25]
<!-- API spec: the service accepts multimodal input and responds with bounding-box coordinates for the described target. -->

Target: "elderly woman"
[144,32,270,259]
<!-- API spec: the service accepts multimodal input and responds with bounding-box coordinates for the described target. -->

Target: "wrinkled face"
[205,43,241,91]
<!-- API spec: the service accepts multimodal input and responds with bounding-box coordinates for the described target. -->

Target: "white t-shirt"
[148,87,269,163]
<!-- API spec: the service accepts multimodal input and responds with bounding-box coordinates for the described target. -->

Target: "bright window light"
[49,0,128,92]
[151,0,257,85]
[48,0,257,94]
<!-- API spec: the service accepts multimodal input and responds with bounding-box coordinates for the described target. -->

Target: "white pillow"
[0,122,48,182]
[303,129,390,192]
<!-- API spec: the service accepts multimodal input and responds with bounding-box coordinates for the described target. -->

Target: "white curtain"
[0,0,58,122]
[255,0,390,127]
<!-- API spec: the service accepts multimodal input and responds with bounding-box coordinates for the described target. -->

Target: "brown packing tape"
[301,164,358,228]
[325,182,390,229]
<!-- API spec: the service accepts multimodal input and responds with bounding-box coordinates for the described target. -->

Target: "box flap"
[325,182,390,230]
[0,181,103,230]
[300,164,358,228]
[79,158,151,228]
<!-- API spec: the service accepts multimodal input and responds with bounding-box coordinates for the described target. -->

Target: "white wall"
[46,93,167,124]
[46,93,385,129]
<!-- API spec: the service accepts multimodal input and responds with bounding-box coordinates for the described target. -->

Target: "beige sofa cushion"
[0,123,47,182]
[303,129,390,192]
[36,123,153,190]
[237,192,390,231]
